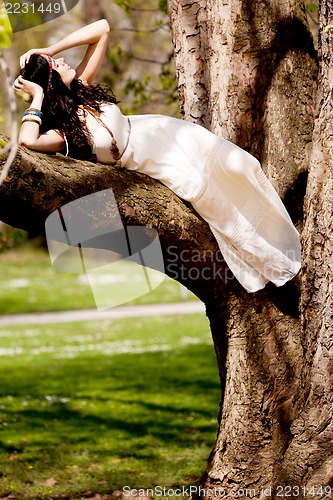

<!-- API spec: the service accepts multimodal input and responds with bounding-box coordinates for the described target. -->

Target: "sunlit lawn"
[0,242,197,314]
[0,242,217,499]
[0,314,219,499]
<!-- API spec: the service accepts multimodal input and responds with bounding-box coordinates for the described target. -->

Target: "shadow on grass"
[0,343,220,493]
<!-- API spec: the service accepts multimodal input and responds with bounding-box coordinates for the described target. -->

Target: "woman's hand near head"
[19,48,52,69]
[13,76,44,100]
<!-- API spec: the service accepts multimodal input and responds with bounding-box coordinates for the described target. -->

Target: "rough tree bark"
[294,0,333,489]
[0,0,332,497]
[168,0,332,497]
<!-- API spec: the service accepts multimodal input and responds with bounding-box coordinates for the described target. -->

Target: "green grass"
[0,243,217,498]
[0,242,197,315]
[0,314,219,499]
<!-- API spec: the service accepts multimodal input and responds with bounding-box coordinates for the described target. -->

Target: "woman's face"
[42,55,76,87]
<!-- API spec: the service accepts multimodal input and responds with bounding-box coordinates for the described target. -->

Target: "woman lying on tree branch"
[13,19,301,293]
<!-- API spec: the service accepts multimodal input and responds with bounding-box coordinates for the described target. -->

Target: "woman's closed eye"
[51,58,60,69]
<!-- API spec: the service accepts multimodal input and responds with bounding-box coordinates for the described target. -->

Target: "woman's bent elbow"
[19,138,40,150]
[18,138,27,147]
[19,138,32,148]
[100,19,110,33]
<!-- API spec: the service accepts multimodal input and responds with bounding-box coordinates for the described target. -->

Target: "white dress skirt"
[92,104,301,293]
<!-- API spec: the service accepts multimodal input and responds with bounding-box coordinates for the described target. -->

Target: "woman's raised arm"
[20,19,110,84]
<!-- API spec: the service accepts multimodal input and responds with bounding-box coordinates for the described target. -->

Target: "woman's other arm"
[13,77,64,152]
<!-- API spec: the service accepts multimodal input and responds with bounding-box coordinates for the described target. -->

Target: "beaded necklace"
[79,105,131,164]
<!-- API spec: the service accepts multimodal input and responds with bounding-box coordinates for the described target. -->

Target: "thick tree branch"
[0,133,227,304]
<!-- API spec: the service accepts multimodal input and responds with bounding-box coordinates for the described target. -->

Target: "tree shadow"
[0,344,220,465]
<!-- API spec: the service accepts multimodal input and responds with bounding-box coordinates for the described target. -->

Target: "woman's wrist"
[43,45,56,57]
[30,89,44,109]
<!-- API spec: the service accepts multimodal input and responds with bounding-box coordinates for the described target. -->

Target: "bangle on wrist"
[23,108,43,119]
[22,115,42,125]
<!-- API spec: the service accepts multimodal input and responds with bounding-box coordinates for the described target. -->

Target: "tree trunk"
[287,0,333,489]
[168,0,331,496]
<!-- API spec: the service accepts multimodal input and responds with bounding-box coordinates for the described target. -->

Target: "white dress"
[92,103,301,293]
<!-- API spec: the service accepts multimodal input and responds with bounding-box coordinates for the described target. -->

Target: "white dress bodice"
[92,103,130,164]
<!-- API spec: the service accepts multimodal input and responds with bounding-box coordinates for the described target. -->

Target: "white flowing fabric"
[93,104,301,293]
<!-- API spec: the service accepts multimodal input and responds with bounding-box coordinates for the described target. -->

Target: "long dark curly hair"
[20,54,118,162]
